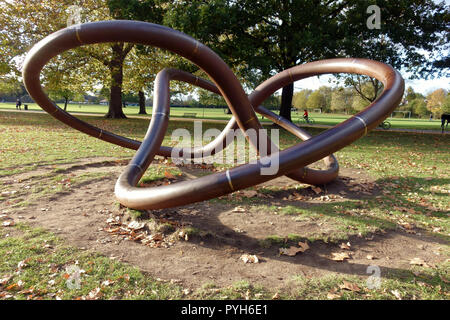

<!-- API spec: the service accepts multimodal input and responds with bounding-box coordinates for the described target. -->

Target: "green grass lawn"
[0,110,449,300]
[0,102,444,131]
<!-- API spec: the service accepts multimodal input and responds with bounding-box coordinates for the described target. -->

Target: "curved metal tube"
[22,20,404,210]
[154,68,339,185]
[22,20,338,186]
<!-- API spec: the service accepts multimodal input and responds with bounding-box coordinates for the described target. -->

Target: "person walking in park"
[441,114,450,133]
[303,109,309,123]
[16,98,21,110]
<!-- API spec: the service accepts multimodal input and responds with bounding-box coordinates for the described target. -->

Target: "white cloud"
[289,73,448,96]
[404,77,449,95]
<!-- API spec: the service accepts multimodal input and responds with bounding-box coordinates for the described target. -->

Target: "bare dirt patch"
[0,159,447,293]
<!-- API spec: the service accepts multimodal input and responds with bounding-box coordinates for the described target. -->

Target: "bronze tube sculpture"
[22,20,404,210]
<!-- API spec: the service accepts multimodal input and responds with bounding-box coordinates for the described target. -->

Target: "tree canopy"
[161,0,448,120]
[0,0,168,118]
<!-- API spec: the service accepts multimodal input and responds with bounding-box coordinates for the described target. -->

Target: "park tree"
[405,87,417,104]
[0,77,24,100]
[410,98,428,118]
[122,47,157,115]
[158,0,448,121]
[293,89,312,110]
[317,86,333,113]
[108,0,168,116]
[426,88,447,115]
[442,94,450,115]
[352,95,370,113]
[331,87,353,114]
[163,0,351,121]
[0,0,119,117]
[42,53,91,111]
[306,90,326,111]
[351,82,377,112]
[198,89,227,107]
[345,76,383,104]
[263,94,281,110]
[121,44,193,115]
[0,0,166,118]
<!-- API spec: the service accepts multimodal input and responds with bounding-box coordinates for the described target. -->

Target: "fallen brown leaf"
[164,170,176,179]
[6,283,18,291]
[339,242,351,250]
[327,291,342,299]
[331,252,350,262]
[391,289,402,300]
[149,234,163,242]
[127,221,145,230]
[86,287,102,300]
[279,246,306,257]
[297,241,310,252]
[312,186,322,194]
[2,221,14,227]
[241,190,258,198]
[240,254,259,264]
[0,275,12,287]
[339,281,360,292]
[17,259,30,272]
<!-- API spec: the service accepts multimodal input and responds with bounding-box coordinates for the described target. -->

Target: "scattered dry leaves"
[104,215,170,248]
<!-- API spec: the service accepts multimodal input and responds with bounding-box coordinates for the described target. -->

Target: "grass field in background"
[0,102,444,131]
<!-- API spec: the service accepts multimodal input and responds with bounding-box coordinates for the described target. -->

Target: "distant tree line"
[292,84,449,118]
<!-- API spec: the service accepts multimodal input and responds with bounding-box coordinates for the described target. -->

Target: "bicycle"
[378,120,391,130]
[299,117,315,125]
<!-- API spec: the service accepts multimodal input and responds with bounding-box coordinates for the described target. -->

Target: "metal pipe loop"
[23,21,404,210]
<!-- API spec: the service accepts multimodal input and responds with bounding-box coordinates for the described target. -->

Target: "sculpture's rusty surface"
[23,20,404,210]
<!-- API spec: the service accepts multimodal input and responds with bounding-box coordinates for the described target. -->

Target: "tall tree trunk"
[279,83,294,121]
[64,97,68,111]
[85,43,133,119]
[138,90,147,114]
[105,46,126,119]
